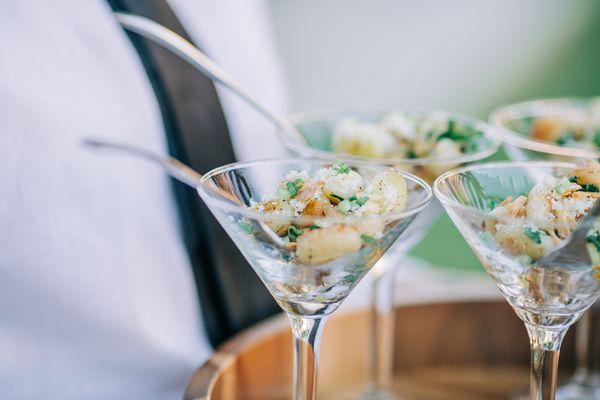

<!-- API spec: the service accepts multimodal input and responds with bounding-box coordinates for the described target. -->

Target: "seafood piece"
[494,224,558,260]
[369,170,407,212]
[296,225,363,264]
[317,163,364,200]
[332,118,395,158]
[329,112,484,180]
[530,116,568,142]
[249,162,408,264]
[352,218,385,239]
[423,138,462,177]
[380,112,415,142]
[253,199,294,236]
[486,160,600,261]
[572,159,600,188]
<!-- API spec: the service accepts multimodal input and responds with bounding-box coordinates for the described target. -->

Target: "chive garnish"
[581,184,599,193]
[287,225,304,241]
[361,234,377,245]
[588,232,600,252]
[523,227,541,244]
[332,161,351,174]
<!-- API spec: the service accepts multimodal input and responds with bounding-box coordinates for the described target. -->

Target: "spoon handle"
[115,12,299,138]
[83,138,292,248]
[82,138,202,188]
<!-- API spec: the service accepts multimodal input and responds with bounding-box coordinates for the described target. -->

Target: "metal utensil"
[83,138,291,248]
[538,202,600,268]
[114,12,305,144]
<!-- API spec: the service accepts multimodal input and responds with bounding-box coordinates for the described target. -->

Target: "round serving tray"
[184,301,575,400]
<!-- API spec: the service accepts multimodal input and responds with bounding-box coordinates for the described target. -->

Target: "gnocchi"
[250,162,408,264]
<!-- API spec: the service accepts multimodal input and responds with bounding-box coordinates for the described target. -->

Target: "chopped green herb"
[461,140,478,153]
[330,193,345,202]
[523,227,542,244]
[581,184,599,193]
[355,196,369,206]
[286,178,304,198]
[554,178,581,196]
[587,232,600,252]
[436,120,472,142]
[340,274,359,285]
[287,225,304,241]
[593,131,600,148]
[332,161,351,174]
[345,195,369,208]
[569,176,578,183]
[487,198,500,210]
[555,131,574,146]
[238,220,253,234]
[361,234,377,245]
[308,225,321,230]
[407,149,418,159]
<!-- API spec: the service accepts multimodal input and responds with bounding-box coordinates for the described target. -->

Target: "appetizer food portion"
[484,160,600,265]
[249,162,407,265]
[330,112,482,180]
[514,100,600,151]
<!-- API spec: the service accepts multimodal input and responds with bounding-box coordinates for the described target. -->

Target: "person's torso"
[0,1,287,398]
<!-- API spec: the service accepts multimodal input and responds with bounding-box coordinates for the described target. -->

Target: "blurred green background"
[269,0,600,273]
[410,7,600,272]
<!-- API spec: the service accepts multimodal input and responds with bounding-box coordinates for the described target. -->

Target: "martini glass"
[434,161,600,400]
[84,138,433,400]
[491,98,600,399]
[490,97,600,162]
[278,110,500,398]
[197,158,432,400]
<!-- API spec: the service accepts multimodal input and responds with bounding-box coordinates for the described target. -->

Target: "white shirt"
[0,1,287,399]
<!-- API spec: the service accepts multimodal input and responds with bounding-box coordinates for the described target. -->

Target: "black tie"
[105,0,280,346]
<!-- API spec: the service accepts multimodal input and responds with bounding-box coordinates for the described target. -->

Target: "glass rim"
[278,108,502,166]
[197,157,433,224]
[433,160,586,227]
[489,96,600,159]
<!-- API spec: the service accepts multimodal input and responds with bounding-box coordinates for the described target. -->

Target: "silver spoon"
[538,201,600,268]
[114,12,305,144]
[83,138,291,248]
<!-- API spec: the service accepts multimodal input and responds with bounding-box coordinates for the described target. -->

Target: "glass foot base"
[510,374,600,400]
[555,376,600,400]
[361,387,394,400]
[358,386,419,400]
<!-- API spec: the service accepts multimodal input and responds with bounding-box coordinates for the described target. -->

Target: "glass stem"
[368,265,396,393]
[288,314,328,400]
[526,324,567,400]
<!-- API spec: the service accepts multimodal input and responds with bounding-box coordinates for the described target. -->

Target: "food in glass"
[491,97,600,161]
[435,160,600,400]
[491,98,600,400]
[198,159,432,400]
[277,110,499,398]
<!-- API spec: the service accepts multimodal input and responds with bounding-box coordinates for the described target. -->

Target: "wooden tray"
[184,301,576,400]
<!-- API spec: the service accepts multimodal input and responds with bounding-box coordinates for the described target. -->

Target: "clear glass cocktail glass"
[197,158,433,400]
[434,161,600,400]
[491,98,600,399]
[277,110,500,399]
